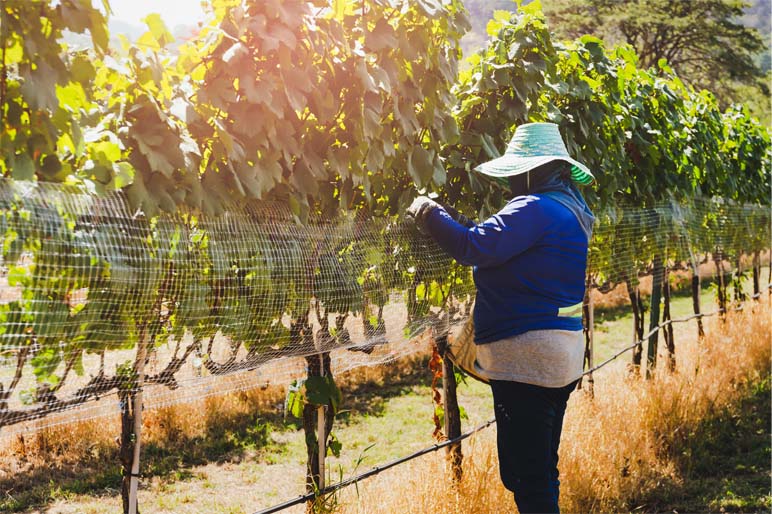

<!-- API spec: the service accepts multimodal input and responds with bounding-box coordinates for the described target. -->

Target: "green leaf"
[71,54,96,84]
[126,170,158,218]
[40,155,62,179]
[522,0,543,16]
[432,153,446,186]
[285,380,305,419]
[8,265,33,287]
[367,18,397,52]
[20,62,58,111]
[12,154,35,181]
[57,82,91,114]
[480,134,501,159]
[435,404,444,428]
[328,433,342,458]
[363,107,382,139]
[113,162,136,189]
[407,146,433,187]
[90,140,122,164]
[332,0,349,20]
[290,160,319,195]
[89,9,109,53]
[305,375,342,413]
[5,100,22,127]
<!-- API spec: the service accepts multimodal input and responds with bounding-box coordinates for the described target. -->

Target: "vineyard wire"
[253,419,498,514]
[250,289,771,513]
[581,284,772,376]
[1,178,768,437]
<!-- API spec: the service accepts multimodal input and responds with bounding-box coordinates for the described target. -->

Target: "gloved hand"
[406,196,439,232]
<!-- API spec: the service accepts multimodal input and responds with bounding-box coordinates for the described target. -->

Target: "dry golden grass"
[1,300,768,513]
[0,350,429,471]
[0,352,433,513]
[332,299,771,514]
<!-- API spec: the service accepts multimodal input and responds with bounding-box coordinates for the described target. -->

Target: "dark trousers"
[490,379,578,514]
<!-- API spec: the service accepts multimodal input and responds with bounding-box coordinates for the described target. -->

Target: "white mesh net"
[0,177,768,437]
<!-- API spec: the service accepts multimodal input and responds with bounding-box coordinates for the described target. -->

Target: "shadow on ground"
[0,353,432,513]
[633,377,771,513]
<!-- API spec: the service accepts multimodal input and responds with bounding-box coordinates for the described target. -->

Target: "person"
[406,122,595,513]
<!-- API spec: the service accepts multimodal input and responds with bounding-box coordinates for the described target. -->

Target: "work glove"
[406,195,439,232]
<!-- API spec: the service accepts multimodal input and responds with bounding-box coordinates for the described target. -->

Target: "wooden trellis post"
[663,266,675,372]
[691,259,705,338]
[626,278,646,373]
[301,306,336,512]
[317,382,326,492]
[436,330,463,482]
[714,251,728,317]
[120,328,150,514]
[752,250,760,299]
[302,352,333,511]
[768,253,771,296]
[580,286,595,397]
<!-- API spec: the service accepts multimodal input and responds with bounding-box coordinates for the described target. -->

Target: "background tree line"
[462,0,771,124]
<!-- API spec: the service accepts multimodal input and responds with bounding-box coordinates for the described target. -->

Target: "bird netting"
[0,177,768,437]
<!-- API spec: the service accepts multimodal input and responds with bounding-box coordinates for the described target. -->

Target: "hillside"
[461,0,771,66]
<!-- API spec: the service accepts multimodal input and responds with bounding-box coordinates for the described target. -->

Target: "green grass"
[141,411,276,478]
[592,267,771,364]
[173,361,772,514]
[0,466,122,512]
[3,358,769,513]
[591,285,715,364]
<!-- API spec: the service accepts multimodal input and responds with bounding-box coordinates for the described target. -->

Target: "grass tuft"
[330,299,771,514]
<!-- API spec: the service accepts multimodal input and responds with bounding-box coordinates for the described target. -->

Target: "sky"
[107,0,206,29]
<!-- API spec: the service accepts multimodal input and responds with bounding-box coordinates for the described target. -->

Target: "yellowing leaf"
[331,0,355,20]
[113,162,136,189]
[56,83,90,112]
[136,31,161,51]
[140,13,175,49]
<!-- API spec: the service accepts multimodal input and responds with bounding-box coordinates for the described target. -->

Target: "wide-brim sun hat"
[474,122,595,186]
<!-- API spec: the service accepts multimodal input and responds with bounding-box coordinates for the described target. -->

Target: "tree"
[543,0,767,108]
[458,0,513,55]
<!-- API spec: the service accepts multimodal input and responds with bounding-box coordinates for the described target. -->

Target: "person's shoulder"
[505,194,581,228]
[503,194,539,207]
[532,193,591,234]
[530,193,574,216]
[502,194,549,213]
[496,195,554,224]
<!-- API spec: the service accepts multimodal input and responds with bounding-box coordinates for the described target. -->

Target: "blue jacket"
[424,194,591,344]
